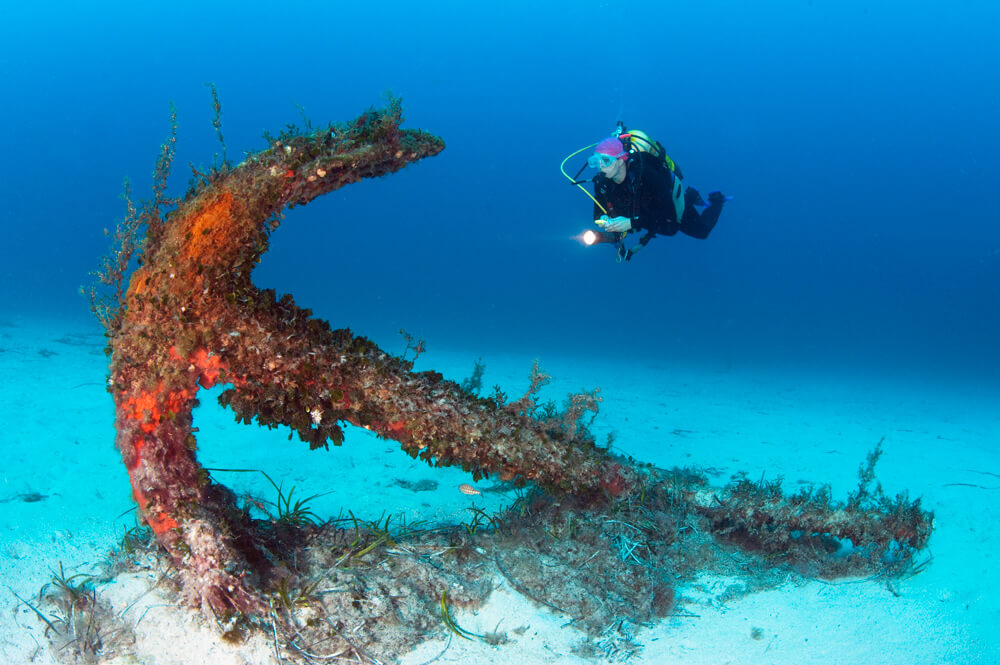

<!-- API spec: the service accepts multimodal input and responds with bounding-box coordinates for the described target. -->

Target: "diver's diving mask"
[587,151,625,170]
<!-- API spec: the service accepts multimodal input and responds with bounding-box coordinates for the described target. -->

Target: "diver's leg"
[680,192,725,239]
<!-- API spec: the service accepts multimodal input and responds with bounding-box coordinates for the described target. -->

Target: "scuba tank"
[614,122,683,180]
[614,122,686,224]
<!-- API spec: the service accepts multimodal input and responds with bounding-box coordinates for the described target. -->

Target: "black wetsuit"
[593,152,723,241]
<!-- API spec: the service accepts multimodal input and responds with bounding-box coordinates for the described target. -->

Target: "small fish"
[458,483,481,496]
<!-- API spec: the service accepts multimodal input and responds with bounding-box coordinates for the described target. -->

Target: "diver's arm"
[592,176,609,222]
[593,201,605,223]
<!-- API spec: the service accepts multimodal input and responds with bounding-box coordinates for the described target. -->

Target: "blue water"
[2,4,999,662]
[2,0,998,381]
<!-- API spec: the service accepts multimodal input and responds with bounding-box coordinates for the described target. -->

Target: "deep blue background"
[2,0,997,381]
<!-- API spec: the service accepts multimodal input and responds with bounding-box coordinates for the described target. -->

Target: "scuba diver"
[562,124,728,262]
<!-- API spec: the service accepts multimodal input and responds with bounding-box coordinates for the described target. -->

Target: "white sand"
[1,314,997,664]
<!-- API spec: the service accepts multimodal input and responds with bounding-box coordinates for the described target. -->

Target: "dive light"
[582,229,620,246]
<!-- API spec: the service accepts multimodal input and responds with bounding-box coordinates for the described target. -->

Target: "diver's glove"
[599,215,632,233]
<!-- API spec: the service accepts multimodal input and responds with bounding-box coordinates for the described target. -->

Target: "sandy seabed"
[1,315,997,664]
